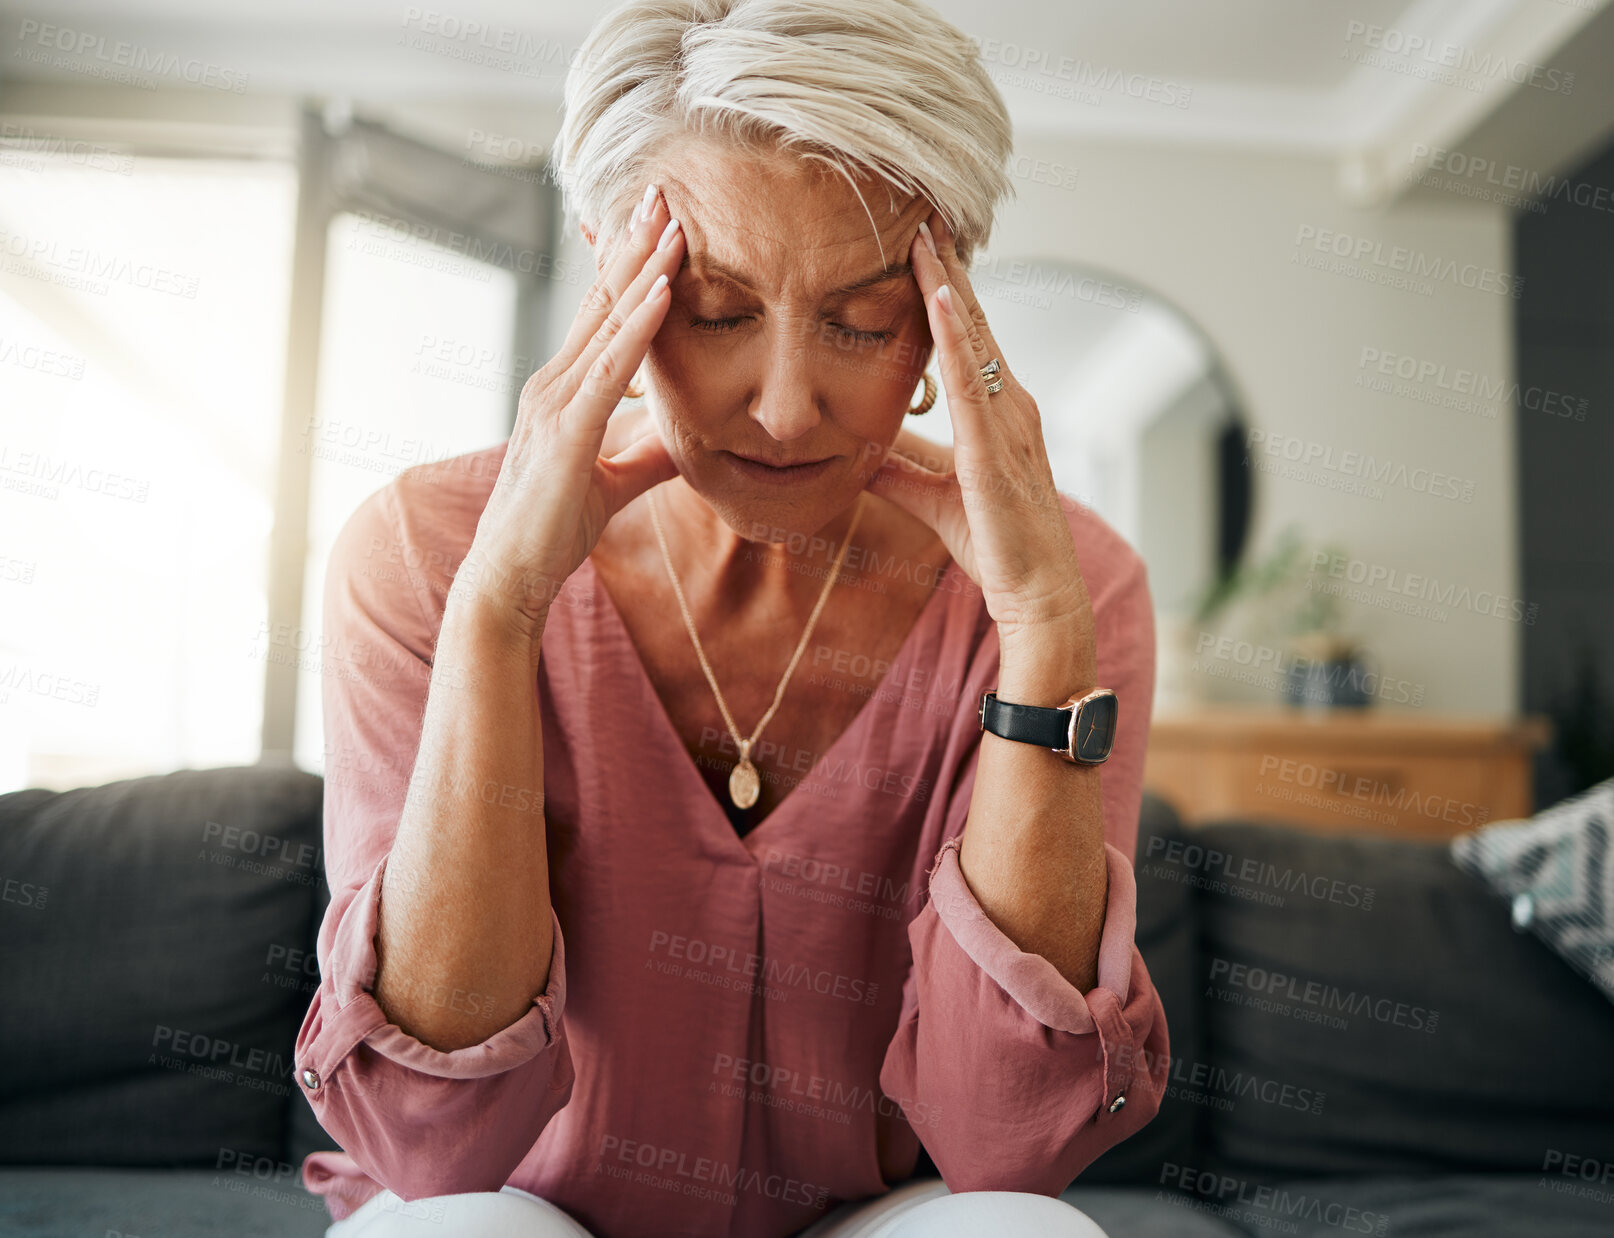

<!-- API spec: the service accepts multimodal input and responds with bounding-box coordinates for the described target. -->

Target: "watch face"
[1071,691,1119,762]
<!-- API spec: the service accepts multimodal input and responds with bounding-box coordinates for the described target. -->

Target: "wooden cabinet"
[1143,707,1552,839]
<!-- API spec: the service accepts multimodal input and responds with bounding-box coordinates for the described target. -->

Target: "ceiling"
[2,0,1611,203]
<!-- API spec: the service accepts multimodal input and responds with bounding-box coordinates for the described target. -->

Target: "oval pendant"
[728,758,760,809]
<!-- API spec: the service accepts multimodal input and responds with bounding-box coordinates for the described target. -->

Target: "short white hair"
[548,0,1015,267]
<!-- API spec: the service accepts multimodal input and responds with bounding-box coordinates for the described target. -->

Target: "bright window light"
[0,153,296,791]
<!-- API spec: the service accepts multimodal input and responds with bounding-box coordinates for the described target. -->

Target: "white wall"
[418,106,1522,717]
[998,134,1519,715]
[5,83,1520,715]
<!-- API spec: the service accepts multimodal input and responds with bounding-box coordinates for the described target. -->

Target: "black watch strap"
[978,691,1070,750]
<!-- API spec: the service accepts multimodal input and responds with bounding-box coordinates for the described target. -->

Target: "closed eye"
[690,315,752,334]
[829,324,894,346]
[689,316,893,346]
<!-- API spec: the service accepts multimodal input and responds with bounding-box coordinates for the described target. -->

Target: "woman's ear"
[580,221,596,247]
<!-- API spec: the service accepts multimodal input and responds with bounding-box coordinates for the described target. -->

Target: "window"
[0,106,557,791]
[287,210,518,774]
[0,152,296,790]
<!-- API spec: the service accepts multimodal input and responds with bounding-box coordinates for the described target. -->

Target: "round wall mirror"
[913,258,1254,629]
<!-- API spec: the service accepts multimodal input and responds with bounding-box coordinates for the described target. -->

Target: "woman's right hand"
[454,187,686,637]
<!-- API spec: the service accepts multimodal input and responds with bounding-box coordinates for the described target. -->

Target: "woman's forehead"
[658,153,927,298]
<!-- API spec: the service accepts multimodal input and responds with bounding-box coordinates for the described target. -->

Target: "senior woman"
[296,1,1168,1235]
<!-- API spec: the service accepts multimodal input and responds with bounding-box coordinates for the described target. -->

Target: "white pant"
[325,1178,1112,1237]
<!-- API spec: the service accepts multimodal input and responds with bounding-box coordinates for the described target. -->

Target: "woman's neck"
[590,403,945,620]
[647,474,872,603]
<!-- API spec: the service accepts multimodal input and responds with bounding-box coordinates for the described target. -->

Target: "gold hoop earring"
[907,370,937,415]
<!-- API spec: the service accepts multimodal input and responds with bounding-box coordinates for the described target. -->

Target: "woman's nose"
[746,333,825,442]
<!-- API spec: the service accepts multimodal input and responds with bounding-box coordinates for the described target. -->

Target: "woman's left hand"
[867,209,1092,645]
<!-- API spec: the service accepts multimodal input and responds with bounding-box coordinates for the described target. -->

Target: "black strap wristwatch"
[978,687,1119,764]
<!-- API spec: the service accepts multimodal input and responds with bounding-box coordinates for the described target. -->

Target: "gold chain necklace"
[646,487,867,810]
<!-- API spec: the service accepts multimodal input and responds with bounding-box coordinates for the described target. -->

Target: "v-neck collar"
[580,550,960,863]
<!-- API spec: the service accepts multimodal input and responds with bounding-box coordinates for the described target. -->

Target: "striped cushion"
[1452,777,1614,1005]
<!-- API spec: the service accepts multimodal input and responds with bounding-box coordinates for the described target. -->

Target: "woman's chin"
[691,465,869,537]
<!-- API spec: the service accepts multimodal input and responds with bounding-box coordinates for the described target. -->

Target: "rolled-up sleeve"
[880,836,1167,1193]
[295,478,575,1202]
[878,523,1168,1194]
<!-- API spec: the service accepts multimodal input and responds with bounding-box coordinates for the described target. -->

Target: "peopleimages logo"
[0,334,87,380]
[647,930,881,1006]
[1356,345,1587,422]
[0,446,151,503]
[709,1052,943,1128]
[1343,21,1574,95]
[0,121,135,175]
[595,1134,830,1210]
[1143,833,1375,910]
[1308,551,1539,626]
[967,37,1194,109]
[1260,755,1492,831]
[1208,957,1440,1034]
[1245,428,1477,504]
[1540,1149,1614,1204]
[1292,225,1522,298]
[14,19,252,93]
[1158,1163,1390,1234]
[1191,631,1426,707]
[1542,1149,1614,1185]
[1111,1043,1328,1116]
[1410,144,1614,216]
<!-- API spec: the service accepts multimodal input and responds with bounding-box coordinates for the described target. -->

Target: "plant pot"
[1284,654,1371,709]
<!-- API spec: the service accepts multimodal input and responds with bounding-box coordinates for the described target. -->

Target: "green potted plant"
[1191,524,1371,708]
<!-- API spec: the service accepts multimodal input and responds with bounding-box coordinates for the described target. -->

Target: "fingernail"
[656,217,681,251]
[637,182,658,226]
[649,272,668,298]
[918,220,937,259]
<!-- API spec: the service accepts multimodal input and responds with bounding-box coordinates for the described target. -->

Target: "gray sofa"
[2,765,1612,1237]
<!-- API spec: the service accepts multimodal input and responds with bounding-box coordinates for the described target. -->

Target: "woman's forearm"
[956,612,1109,993]
[371,590,554,1052]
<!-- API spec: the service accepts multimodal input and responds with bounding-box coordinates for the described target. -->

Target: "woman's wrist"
[443,541,563,650]
[442,579,549,666]
[995,614,1097,704]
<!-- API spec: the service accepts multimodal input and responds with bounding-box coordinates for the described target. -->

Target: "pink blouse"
[296,443,1168,1237]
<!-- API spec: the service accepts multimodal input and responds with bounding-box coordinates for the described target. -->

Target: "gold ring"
[980,357,1004,395]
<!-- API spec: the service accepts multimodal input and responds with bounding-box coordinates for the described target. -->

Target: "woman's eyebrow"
[689,254,915,298]
[831,261,915,297]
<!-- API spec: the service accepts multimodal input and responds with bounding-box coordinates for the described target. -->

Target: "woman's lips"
[723,452,837,483]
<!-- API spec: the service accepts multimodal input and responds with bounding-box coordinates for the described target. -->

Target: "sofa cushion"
[0,1166,330,1238]
[1190,820,1614,1178]
[1185,1173,1614,1238]
[1077,792,1201,1184]
[1059,1183,1251,1236]
[0,766,325,1166]
[1451,775,1614,1004]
